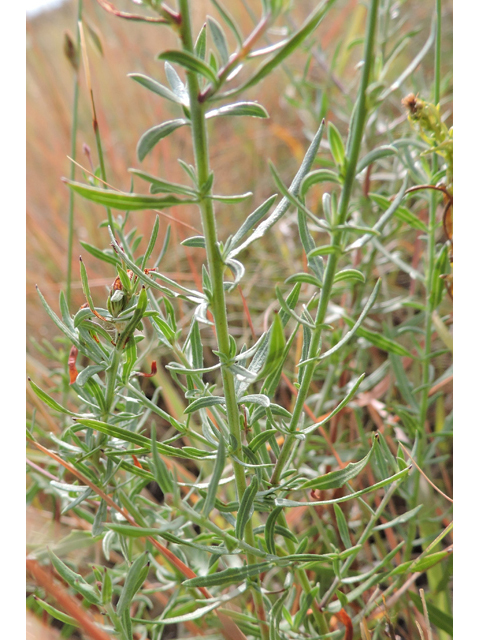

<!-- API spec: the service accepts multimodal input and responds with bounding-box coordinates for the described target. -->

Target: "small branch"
[399,442,453,503]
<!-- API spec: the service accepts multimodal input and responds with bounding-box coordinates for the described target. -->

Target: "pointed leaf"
[206,101,269,119]
[298,208,324,282]
[181,235,206,248]
[300,170,341,197]
[356,145,398,174]
[333,269,365,284]
[208,16,229,66]
[235,475,259,540]
[228,194,277,252]
[129,73,183,104]
[164,61,189,104]
[151,427,174,495]
[137,119,189,162]
[327,122,345,168]
[76,364,107,387]
[301,437,377,490]
[265,506,283,555]
[203,437,226,517]
[258,313,286,378]
[129,169,196,196]
[236,0,335,94]
[194,23,207,60]
[29,379,79,417]
[48,550,101,605]
[116,552,149,616]
[184,396,226,414]
[285,272,323,287]
[158,50,218,84]
[67,180,192,210]
[319,279,381,360]
[183,561,272,588]
[229,120,325,257]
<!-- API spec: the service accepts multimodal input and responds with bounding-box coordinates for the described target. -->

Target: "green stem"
[404,0,442,563]
[66,0,83,308]
[104,347,122,421]
[277,512,329,633]
[406,5,450,634]
[270,0,379,486]
[177,3,268,637]
[63,0,83,418]
[92,104,114,231]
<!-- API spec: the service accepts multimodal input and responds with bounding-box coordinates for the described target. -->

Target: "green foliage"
[27,1,452,639]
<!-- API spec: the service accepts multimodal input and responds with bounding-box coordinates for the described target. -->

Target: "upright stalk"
[66,0,83,308]
[270,0,380,486]
[177,2,268,636]
[404,0,442,562]
[63,0,83,415]
[405,5,450,633]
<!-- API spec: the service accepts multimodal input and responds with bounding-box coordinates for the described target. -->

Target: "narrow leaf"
[206,102,269,119]
[137,120,189,162]
[116,552,149,616]
[279,468,411,507]
[319,280,381,360]
[194,23,207,60]
[228,194,277,251]
[129,169,196,196]
[151,427,174,495]
[298,208,324,282]
[73,417,199,459]
[158,50,218,84]
[129,73,183,104]
[183,560,272,588]
[230,120,325,257]
[285,272,322,287]
[343,318,411,357]
[208,16,229,66]
[328,122,345,168]
[164,61,189,104]
[79,241,119,266]
[301,437,377,490]
[334,503,351,549]
[48,550,100,605]
[301,374,365,434]
[184,396,226,414]
[258,313,286,378]
[76,364,106,387]
[67,180,192,210]
[236,475,259,540]
[333,269,365,284]
[181,235,206,248]
[265,506,283,555]
[203,437,226,517]
[356,145,398,174]
[33,598,79,627]
[237,0,335,93]
[300,169,341,197]
[29,379,79,417]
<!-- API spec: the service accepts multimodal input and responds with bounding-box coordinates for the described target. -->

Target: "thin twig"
[399,442,453,503]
